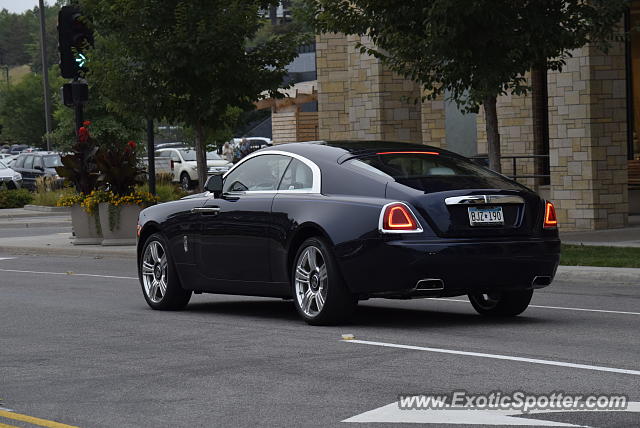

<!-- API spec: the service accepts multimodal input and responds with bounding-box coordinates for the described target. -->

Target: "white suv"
[156,148,233,190]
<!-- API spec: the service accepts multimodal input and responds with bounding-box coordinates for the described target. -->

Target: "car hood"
[0,167,16,178]
[184,160,232,167]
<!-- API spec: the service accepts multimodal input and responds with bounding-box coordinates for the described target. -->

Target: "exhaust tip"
[416,279,445,291]
[532,276,552,288]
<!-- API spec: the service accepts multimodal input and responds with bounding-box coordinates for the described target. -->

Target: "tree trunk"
[531,65,550,187]
[194,121,208,192]
[484,95,502,173]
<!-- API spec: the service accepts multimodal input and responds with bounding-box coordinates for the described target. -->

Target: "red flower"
[83,120,91,127]
[78,126,89,143]
[127,141,136,149]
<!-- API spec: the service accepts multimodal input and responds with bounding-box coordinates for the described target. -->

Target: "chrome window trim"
[222,150,322,194]
[444,195,525,205]
[378,201,424,234]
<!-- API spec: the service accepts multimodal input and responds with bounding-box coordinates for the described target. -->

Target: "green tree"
[309,0,629,172]
[81,0,302,190]
[0,71,63,147]
[0,9,37,66]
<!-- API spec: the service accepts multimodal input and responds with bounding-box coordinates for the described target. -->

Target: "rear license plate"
[468,206,504,226]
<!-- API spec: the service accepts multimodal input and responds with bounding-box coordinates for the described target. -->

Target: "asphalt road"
[0,253,638,428]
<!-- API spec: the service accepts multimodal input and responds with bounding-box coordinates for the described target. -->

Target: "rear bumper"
[336,237,560,297]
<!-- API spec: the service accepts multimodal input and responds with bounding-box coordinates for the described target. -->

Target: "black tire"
[180,172,192,190]
[468,290,533,317]
[139,232,191,310]
[291,237,357,325]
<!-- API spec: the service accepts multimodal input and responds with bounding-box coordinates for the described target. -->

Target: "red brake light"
[376,151,440,156]
[543,201,558,229]
[381,203,422,232]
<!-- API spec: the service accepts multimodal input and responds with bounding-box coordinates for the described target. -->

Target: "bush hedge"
[0,188,34,209]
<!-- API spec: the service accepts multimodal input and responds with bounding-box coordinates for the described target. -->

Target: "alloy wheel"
[141,240,168,303]
[295,246,329,318]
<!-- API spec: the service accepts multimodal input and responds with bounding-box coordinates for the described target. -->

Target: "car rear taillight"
[380,202,423,233]
[543,201,558,229]
[170,160,175,170]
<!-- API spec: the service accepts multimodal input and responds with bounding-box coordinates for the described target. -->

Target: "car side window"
[223,154,291,193]
[278,158,314,191]
[14,156,25,169]
[23,155,34,170]
[33,156,43,169]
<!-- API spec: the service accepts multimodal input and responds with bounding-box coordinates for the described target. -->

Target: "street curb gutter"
[24,205,71,214]
[0,221,71,229]
[0,244,135,258]
[555,266,639,285]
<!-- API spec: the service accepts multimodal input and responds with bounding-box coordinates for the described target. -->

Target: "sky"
[0,0,45,14]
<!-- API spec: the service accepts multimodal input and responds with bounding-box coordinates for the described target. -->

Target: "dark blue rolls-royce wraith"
[137,141,560,325]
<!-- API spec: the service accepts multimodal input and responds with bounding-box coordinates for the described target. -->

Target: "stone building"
[264,5,640,231]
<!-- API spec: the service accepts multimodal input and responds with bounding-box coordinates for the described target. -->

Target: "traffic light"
[58,6,94,79]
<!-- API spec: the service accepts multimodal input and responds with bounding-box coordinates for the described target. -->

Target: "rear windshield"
[349,152,496,179]
[44,155,62,168]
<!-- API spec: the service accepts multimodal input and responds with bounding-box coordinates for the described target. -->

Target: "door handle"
[191,207,221,214]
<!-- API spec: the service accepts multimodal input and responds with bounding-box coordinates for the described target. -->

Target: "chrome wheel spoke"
[160,255,168,271]
[150,242,160,263]
[142,261,154,276]
[301,289,314,313]
[295,266,310,283]
[158,278,167,297]
[315,290,325,311]
[149,280,159,300]
[307,248,317,270]
[318,265,328,283]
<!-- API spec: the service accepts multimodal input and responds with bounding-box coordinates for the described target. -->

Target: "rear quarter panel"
[269,193,431,291]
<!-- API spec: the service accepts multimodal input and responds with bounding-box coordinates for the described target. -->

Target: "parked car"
[155,148,233,190]
[2,155,17,168]
[137,141,560,325]
[9,144,29,155]
[11,152,63,190]
[155,142,188,150]
[0,159,22,189]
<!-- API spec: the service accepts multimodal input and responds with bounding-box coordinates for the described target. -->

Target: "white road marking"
[343,339,640,376]
[0,257,15,261]
[429,298,640,316]
[344,401,640,426]
[0,268,136,280]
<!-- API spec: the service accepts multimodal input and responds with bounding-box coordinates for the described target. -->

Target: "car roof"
[260,140,457,163]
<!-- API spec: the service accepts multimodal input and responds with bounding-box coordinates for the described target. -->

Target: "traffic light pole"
[75,102,84,138]
[38,0,53,151]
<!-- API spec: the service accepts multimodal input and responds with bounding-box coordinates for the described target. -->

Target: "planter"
[70,205,102,245]
[98,203,142,246]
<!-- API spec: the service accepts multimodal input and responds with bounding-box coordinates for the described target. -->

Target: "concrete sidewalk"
[561,215,640,247]
[0,232,135,258]
[0,208,71,230]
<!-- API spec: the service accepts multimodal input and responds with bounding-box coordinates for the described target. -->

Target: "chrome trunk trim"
[444,195,525,205]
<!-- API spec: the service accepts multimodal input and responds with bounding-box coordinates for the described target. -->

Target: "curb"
[556,265,639,285]
[0,244,136,258]
[24,205,71,214]
[0,221,71,229]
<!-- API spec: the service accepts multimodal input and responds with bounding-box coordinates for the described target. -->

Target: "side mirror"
[204,174,223,197]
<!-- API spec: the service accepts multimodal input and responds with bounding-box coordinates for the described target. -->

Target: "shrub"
[137,182,187,203]
[33,187,76,207]
[0,188,34,209]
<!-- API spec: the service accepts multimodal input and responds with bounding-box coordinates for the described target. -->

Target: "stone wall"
[317,33,439,144]
[476,85,536,189]
[548,43,629,230]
